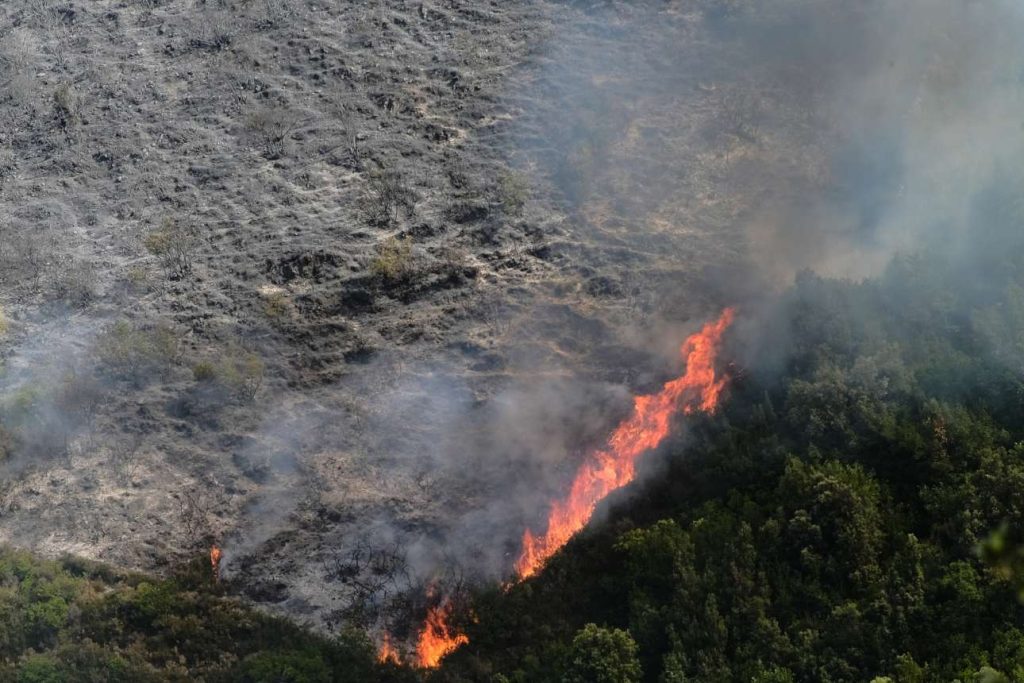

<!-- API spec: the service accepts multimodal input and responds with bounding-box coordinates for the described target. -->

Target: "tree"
[565,624,642,683]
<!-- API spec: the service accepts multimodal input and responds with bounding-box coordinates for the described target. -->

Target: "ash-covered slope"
[0,0,560,614]
[1,0,985,646]
[0,0,778,634]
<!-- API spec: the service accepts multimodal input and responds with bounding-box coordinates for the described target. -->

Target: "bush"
[144,217,200,280]
[235,650,334,683]
[369,236,413,281]
[124,267,149,291]
[262,289,292,320]
[191,350,265,402]
[0,547,383,682]
[192,361,217,383]
[219,351,266,402]
[362,169,417,225]
[496,171,530,216]
[52,84,77,131]
[52,260,95,308]
[245,107,296,160]
[94,321,180,385]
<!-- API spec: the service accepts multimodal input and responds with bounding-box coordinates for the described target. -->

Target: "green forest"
[4,192,1024,683]
[0,550,413,683]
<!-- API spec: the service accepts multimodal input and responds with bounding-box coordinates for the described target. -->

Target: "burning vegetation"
[210,545,222,582]
[516,308,736,579]
[415,596,470,668]
[379,309,737,666]
[377,632,400,666]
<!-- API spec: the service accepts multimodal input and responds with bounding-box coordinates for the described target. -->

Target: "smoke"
[731,0,1024,281]
[510,0,1024,290]
[361,365,636,581]
[342,0,1024,594]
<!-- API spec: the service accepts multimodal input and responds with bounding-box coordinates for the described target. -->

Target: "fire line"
[515,307,736,579]
[377,308,736,667]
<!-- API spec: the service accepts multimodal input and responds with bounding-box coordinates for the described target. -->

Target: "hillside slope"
[436,203,1024,682]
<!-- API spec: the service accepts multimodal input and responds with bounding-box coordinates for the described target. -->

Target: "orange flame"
[415,597,469,668]
[210,545,222,581]
[377,632,401,665]
[515,308,736,579]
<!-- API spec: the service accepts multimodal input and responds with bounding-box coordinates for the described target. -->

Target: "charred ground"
[0,0,797,635]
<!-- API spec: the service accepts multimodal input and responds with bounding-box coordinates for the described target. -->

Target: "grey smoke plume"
[732,0,1024,281]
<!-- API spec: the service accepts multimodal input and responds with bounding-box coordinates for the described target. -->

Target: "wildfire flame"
[210,545,222,581]
[415,597,469,668]
[373,309,734,667]
[515,308,736,579]
[377,632,401,665]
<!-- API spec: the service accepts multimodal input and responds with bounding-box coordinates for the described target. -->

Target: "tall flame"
[515,308,735,579]
[377,632,400,665]
[415,596,469,668]
[210,545,223,581]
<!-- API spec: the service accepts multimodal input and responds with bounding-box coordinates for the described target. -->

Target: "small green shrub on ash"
[496,170,530,216]
[52,83,77,131]
[262,289,292,320]
[124,266,150,292]
[191,361,217,382]
[192,348,265,402]
[369,235,413,281]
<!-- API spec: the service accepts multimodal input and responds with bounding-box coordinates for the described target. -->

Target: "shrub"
[125,267,149,291]
[193,11,235,52]
[191,350,265,402]
[362,169,416,225]
[94,321,180,385]
[235,650,334,683]
[246,107,296,160]
[110,436,143,484]
[52,84,77,131]
[262,290,292,320]
[497,171,530,216]
[0,548,382,682]
[52,260,95,309]
[218,351,265,402]
[192,361,217,382]
[369,236,413,281]
[256,0,293,29]
[144,218,200,279]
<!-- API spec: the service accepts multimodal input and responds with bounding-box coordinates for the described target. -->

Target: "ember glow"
[515,308,736,579]
[210,545,222,581]
[415,596,469,668]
